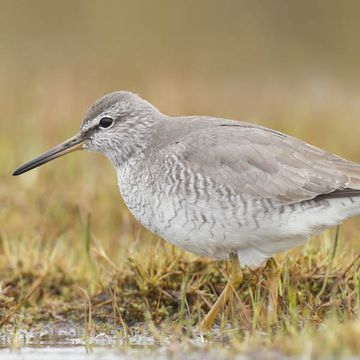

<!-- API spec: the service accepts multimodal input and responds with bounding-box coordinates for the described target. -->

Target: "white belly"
[117,168,360,268]
[145,195,360,267]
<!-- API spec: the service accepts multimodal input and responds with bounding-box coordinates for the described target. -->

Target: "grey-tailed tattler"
[13,91,360,330]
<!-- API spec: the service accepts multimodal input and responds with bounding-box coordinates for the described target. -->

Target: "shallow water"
[0,346,295,360]
[0,323,297,359]
[0,347,152,360]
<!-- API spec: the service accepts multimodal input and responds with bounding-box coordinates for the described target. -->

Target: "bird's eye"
[99,117,114,129]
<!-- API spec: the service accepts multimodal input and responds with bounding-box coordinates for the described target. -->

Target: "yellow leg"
[264,258,280,324]
[199,253,243,332]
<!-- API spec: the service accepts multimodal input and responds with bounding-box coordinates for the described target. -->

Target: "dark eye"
[99,117,114,129]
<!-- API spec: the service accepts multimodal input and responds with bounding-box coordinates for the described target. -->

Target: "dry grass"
[2,73,360,358]
[1,218,360,358]
[2,2,360,358]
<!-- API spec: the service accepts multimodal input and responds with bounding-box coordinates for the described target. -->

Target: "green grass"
[2,80,360,358]
[1,221,360,358]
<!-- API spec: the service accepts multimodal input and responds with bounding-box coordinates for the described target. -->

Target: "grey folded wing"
[161,121,360,205]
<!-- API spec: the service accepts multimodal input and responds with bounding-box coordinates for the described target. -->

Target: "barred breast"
[116,154,360,267]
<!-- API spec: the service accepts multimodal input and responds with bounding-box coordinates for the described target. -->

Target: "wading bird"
[13,91,360,330]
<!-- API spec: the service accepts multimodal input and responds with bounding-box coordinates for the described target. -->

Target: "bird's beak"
[13,134,85,176]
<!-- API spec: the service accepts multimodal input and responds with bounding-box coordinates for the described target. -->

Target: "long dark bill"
[13,135,85,176]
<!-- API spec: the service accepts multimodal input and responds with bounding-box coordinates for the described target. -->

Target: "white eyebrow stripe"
[81,103,127,133]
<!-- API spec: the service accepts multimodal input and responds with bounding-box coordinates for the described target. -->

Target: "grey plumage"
[150,116,360,204]
[79,91,360,265]
[13,91,360,267]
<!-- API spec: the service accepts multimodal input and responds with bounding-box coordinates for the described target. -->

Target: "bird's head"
[13,91,162,176]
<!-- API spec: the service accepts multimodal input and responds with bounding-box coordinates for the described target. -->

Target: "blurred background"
[2,0,360,258]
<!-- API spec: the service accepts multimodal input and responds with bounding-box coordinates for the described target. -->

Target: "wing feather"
[158,120,360,205]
